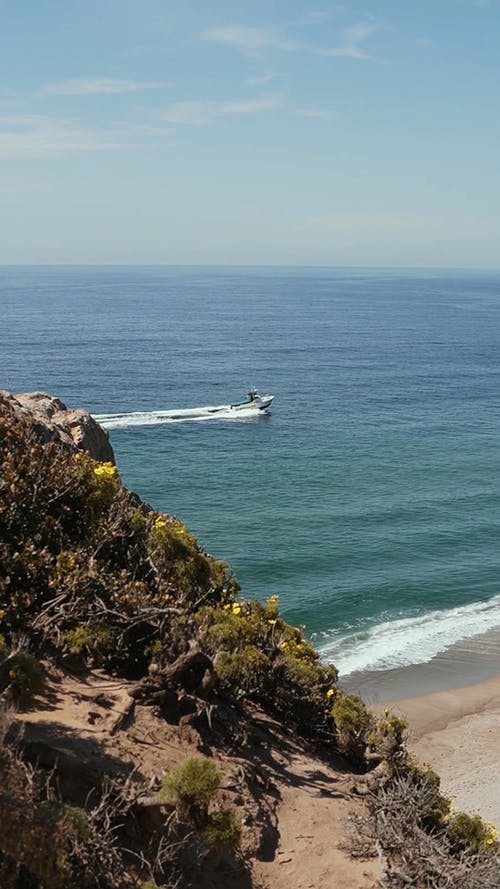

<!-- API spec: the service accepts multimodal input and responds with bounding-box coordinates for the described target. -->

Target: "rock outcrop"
[0,390,115,463]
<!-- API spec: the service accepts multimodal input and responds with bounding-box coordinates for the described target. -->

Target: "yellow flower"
[486,837,494,845]
[93,462,118,479]
[231,603,242,615]
[223,603,231,611]
[267,619,277,626]
[326,689,335,699]
[154,517,167,529]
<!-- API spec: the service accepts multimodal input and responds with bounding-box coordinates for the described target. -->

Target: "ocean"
[2,265,500,683]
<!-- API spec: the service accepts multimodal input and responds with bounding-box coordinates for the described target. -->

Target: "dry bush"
[370,772,500,889]
[0,717,130,889]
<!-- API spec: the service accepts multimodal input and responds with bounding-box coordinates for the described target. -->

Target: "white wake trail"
[95,404,265,429]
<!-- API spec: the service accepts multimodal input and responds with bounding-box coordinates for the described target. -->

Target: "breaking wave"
[316,593,500,677]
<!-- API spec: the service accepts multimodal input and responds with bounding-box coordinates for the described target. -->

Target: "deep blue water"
[2,265,500,676]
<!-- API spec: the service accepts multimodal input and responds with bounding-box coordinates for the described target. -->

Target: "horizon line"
[1,262,500,272]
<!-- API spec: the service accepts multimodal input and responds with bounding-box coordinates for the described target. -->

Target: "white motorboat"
[230,388,274,412]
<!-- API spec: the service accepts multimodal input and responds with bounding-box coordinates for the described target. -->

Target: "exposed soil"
[15,666,383,889]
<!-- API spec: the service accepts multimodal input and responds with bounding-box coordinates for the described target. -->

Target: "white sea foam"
[317,593,500,677]
[95,404,265,429]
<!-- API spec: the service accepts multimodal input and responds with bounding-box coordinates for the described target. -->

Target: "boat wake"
[95,404,267,430]
[316,593,500,677]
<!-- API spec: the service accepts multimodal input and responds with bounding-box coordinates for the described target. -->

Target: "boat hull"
[230,394,274,412]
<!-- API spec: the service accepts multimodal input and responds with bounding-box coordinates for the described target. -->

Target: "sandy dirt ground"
[251,745,381,889]
[17,667,382,889]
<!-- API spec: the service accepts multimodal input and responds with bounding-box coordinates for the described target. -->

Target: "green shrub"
[447,812,499,853]
[0,798,90,888]
[161,757,221,824]
[202,810,241,849]
[0,634,9,662]
[331,692,371,734]
[43,801,91,843]
[215,646,271,692]
[330,693,372,762]
[148,517,231,606]
[0,649,44,701]
[404,761,451,829]
[62,623,115,659]
[366,712,408,756]
[194,597,339,739]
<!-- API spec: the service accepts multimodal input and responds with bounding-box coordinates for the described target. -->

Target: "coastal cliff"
[0,393,498,889]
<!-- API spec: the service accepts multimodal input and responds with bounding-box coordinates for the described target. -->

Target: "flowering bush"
[194,595,339,740]
[0,409,234,674]
[447,812,499,853]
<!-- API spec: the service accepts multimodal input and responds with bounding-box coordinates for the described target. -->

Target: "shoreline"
[341,625,500,704]
[341,628,500,825]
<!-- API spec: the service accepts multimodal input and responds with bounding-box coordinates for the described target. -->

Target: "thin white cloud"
[202,19,383,63]
[342,22,379,44]
[289,107,334,120]
[319,20,381,61]
[160,94,284,126]
[320,45,371,59]
[245,72,280,85]
[293,11,335,27]
[39,78,166,97]
[0,114,151,158]
[200,25,300,54]
[126,123,173,137]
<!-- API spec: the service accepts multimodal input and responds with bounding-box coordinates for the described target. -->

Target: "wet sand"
[342,626,500,705]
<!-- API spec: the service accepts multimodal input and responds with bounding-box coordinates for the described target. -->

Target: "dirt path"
[17,668,383,889]
[252,745,381,889]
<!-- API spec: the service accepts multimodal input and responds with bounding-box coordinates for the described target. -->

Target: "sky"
[1,0,499,266]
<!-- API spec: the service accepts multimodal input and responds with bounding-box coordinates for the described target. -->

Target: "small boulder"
[0,390,115,464]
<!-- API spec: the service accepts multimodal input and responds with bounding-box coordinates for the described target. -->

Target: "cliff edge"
[0,390,114,463]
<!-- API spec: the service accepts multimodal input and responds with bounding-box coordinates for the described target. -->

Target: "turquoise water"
[2,265,500,677]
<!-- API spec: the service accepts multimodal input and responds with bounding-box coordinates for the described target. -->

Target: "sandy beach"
[343,628,500,826]
[386,673,500,826]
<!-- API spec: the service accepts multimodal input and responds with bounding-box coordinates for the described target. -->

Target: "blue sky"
[1,0,499,265]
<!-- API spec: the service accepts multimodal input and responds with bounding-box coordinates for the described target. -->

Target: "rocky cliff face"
[0,390,115,463]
